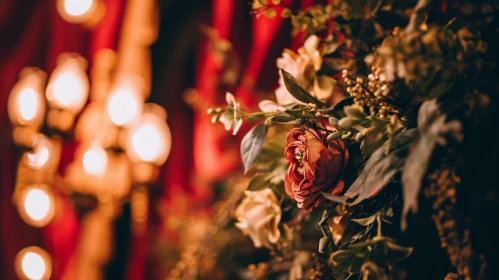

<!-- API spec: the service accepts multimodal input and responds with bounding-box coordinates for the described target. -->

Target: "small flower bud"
[338,117,356,128]
[328,117,339,127]
[341,131,353,140]
[355,132,364,142]
[327,131,342,141]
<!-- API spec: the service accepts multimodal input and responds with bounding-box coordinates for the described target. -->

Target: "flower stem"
[376,214,383,237]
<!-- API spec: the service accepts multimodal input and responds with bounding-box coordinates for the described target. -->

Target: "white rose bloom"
[275,35,335,105]
[235,189,282,248]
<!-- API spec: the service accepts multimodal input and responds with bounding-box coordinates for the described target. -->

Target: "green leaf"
[327,128,418,206]
[247,174,270,191]
[361,126,386,157]
[400,99,463,230]
[384,241,413,261]
[401,134,435,229]
[241,124,269,173]
[330,250,355,264]
[271,112,299,124]
[280,69,325,107]
[330,250,363,274]
[318,237,330,253]
[360,262,388,280]
[320,96,354,117]
[351,214,377,226]
[322,192,357,204]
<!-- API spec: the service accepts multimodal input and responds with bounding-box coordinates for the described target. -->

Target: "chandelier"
[8,50,171,279]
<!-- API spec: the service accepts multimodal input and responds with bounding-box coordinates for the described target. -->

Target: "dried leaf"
[384,241,413,261]
[241,124,269,173]
[280,69,325,107]
[330,250,363,274]
[271,112,299,124]
[351,215,377,226]
[323,128,418,206]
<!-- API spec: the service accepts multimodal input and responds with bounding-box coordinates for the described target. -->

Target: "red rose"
[284,118,349,212]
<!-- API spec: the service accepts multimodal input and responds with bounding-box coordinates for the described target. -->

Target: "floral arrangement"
[207,0,498,279]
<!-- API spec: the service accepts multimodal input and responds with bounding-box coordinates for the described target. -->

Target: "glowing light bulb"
[52,72,81,107]
[17,185,55,228]
[16,247,52,280]
[23,188,51,221]
[106,82,142,126]
[18,88,38,122]
[26,137,51,169]
[46,55,89,113]
[22,252,46,279]
[82,144,108,176]
[64,0,93,16]
[7,68,46,127]
[132,123,161,163]
[127,104,171,166]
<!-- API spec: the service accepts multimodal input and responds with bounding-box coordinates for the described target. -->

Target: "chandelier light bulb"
[82,144,108,177]
[16,247,52,280]
[24,189,51,221]
[57,0,102,26]
[18,88,38,122]
[7,68,46,128]
[127,104,171,166]
[26,136,52,169]
[22,252,46,279]
[131,123,162,163]
[64,0,93,16]
[46,54,89,114]
[106,77,143,127]
[18,185,55,228]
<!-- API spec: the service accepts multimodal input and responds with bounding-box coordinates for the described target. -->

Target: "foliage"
[202,0,499,279]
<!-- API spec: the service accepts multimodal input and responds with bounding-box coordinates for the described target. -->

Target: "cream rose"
[275,35,335,105]
[235,189,281,248]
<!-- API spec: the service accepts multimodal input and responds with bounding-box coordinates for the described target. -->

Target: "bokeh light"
[127,104,171,166]
[15,247,52,280]
[64,0,93,16]
[106,80,143,127]
[17,185,55,228]
[46,55,89,113]
[7,68,46,128]
[26,136,52,169]
[82,144,108,177]
[18,88,38,122]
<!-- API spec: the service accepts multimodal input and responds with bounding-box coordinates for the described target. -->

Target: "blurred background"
[0,0,312,279]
